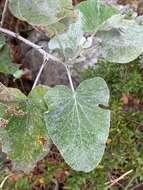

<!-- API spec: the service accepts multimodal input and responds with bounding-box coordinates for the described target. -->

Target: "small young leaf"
[28,85,49,112]
[0,45,20,75]
[77,0,117,33]
[96,15,143,63]
[49,11,83,58]
[0,84,50,172]
[44,77,110,172]
[13,70,24,79]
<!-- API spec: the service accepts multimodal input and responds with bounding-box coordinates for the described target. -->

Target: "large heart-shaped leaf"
[44,77,110,172]
[0,84,50,172]
[77,0,117,33]
[96,15,143,63]
[9,0,73,34]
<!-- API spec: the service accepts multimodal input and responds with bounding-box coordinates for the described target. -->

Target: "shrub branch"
[0,27,75,91]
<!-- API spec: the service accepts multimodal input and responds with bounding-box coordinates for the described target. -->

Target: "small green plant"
[0,0,143,175]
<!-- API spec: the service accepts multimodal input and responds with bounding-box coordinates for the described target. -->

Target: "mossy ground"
[1,60,143,190]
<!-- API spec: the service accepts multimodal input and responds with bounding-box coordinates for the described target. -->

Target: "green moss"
[13,177,29,190]
[81,60,143,98]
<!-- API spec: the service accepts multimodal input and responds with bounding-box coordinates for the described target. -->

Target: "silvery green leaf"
[96,15,143,63]
[9,0,73,34]
[77,0,117,33]
[44,77,110,172]
[0,84,50,172]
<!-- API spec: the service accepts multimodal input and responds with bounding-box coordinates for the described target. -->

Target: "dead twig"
[105,169,133,188]
[1,0,9,27]
[0,175,11,189]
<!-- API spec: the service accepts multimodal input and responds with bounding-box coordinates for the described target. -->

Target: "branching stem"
[0,27,76,91]
[0,27,62,64]
[0,27,64,88]
[65,64,75,93]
